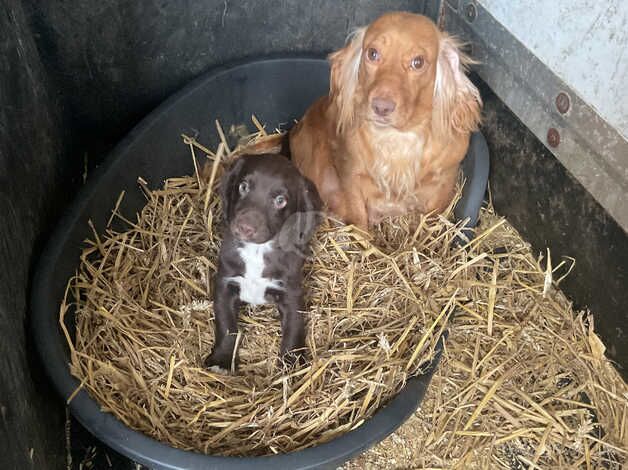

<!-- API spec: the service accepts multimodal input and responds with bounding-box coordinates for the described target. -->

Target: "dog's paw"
[207,364,230,375]
[203,351,233,372]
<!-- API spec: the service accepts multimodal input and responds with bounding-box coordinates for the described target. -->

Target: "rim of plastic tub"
[30,56,489,470]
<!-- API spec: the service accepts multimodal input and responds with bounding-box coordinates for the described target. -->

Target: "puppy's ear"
[219,157,246,221]
[329,27,366,134]
[432,34,482,138]
[277,176,322,254]
[297,176,322,215]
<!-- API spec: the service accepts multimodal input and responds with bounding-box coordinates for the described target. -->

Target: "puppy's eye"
[238,181,249,196]
[410,55,425,70]
[273,195,287,209]
[366,48,380,62]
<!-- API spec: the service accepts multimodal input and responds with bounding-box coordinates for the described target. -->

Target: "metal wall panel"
[442,1,628,233]
[481,0,628,140]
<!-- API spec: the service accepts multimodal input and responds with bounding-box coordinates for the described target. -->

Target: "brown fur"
[290,12,482,228]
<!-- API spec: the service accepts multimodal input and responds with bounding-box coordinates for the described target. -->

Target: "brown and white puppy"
[205,154,322,371]
[290,12,482,228]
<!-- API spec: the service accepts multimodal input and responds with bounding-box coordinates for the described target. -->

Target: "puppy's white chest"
[225,241,283,306]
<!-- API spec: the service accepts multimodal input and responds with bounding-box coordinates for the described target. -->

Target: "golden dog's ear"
[329,27,366,134]
[433,34,482,138]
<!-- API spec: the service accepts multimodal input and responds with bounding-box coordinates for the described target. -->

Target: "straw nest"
[61,122,627,465]
[62,123,475,456]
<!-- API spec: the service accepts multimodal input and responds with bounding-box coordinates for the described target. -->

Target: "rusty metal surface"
[555,92,570,115]
[547,128,561,148]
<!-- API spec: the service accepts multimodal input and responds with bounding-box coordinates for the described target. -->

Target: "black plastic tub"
[31,57,488,469]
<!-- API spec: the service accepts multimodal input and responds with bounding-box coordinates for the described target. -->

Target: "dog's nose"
[371,97,396,117]
[235,222,256,239]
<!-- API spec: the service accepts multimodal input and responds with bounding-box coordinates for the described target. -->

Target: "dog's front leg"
[343,174,378,229]
[277,291,306,365]
[205,282,240,371]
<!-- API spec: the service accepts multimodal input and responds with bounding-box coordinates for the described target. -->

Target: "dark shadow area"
[23,0,426,177]
[1,1,71,469]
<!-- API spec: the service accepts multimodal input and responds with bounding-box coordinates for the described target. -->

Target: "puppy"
[290,12,482,228]
[205,154,322,371]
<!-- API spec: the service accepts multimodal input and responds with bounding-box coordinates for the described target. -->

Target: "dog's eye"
[366,48,380,62]
[273,195,287,209]
[238,181,249,196]
[410,55,425,70]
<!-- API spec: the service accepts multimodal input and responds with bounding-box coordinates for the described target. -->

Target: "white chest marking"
[224,241,284,306]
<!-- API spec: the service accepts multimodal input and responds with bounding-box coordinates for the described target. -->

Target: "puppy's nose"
[371,97,396,117]
[235,222,256,239]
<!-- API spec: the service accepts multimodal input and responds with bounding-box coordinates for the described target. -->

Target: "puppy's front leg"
[277,292,306,365]
[205,282,240,371]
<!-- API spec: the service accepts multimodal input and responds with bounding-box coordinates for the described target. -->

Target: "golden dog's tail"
[237,132,291,159]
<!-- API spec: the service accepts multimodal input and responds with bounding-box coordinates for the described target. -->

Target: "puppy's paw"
[204,351,234,372]
[207,364,230,375]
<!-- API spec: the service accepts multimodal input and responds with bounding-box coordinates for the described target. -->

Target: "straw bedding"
[62,124,627,465]
[343,209,628,468]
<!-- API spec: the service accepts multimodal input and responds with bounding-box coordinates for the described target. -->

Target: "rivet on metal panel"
[547,128,560,148]
[464,3,477,22]
[555,92,571,114]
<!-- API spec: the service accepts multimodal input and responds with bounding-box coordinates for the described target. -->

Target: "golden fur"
[290,12,482,228]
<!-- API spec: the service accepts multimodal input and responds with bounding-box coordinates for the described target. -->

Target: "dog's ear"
[329,27,366,134]
[297,176,322,215]
[294,176,323,245]
[277,176,323,254]
[432,34,482,138]
[219,156,246,221]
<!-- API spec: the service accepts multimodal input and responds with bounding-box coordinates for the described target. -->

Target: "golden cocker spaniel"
[290,12,482,228]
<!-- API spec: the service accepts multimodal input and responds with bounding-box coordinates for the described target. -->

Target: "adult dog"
[290,12,482,228]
